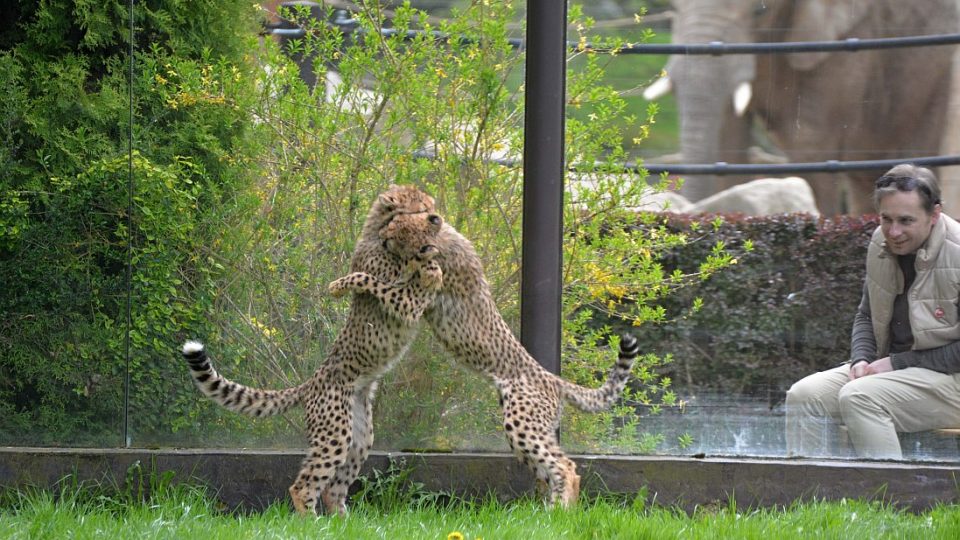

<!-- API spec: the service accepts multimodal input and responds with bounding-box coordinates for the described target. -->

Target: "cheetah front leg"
[328,263,441,324]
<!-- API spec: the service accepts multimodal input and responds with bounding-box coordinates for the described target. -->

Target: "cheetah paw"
[420,267,443,291]
[327,278,351,297]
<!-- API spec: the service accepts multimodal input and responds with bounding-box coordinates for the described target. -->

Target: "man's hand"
[849,357,894,380]
[866,357,893,375]
[849,360,870,381]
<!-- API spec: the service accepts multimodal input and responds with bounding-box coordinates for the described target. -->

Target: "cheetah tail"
[561,333,639,413]
[181,340,304,418]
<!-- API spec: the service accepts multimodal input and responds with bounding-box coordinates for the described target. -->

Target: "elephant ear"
[785,0,871,71]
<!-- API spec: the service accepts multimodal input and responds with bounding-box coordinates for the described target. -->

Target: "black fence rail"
[597,32,960,55]
[638,155,960,177]
[418,150,960,179]
[268,7,960,56]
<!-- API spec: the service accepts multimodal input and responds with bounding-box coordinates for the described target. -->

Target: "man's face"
[878,190,940,255]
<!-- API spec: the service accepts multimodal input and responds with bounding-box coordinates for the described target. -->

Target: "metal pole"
[520,0,565,375]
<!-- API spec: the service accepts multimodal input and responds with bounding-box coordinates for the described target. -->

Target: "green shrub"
[0,0,265,444]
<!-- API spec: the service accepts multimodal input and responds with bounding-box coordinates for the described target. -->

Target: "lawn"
[1,476,958,539]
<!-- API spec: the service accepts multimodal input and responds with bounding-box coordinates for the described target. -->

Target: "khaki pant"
[785,364,960,459]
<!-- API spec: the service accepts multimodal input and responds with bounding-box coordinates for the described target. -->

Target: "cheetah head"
[379,210,444,263]
[362,184,436,239]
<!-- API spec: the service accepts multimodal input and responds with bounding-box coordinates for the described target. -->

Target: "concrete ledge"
[1,448,958,512]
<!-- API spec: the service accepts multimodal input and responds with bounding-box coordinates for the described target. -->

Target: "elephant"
[644,0,958,215]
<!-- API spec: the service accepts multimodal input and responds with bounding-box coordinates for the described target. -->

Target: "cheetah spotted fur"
[328,211,444,324]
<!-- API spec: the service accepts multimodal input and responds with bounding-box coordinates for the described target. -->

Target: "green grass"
[1,476,959,540]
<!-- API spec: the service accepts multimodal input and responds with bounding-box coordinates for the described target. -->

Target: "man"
[785,164,960,459]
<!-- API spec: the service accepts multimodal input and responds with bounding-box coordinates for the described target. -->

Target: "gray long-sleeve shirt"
[850,254,960,374]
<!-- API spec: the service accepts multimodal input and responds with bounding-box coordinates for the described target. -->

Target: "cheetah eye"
[428,214,441,226]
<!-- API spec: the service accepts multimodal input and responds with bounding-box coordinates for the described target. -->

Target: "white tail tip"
[182,340,205,355]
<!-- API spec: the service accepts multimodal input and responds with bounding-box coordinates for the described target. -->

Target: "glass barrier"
[0,1,131,447]
[2,0,958,463]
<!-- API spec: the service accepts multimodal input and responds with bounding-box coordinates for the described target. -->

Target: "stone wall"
[1,448,957,512]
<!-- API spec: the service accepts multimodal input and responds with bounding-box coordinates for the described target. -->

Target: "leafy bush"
[0,0,265,444]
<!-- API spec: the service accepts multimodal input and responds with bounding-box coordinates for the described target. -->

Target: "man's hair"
[874,163,942,213]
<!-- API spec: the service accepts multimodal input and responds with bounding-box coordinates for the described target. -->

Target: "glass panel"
[4,0,957,464]
[126,0,522,452]
[0,1,131,447]
[125,0,302,448]
[560,0,960,462]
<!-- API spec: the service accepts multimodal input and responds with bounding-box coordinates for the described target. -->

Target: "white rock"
[689,177,819,216]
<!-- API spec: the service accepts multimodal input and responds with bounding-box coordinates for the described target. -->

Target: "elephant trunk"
[672,57,753,202]
[661,0,760,202]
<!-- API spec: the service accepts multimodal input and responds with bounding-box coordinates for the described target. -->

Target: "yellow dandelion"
[447,533,465,540]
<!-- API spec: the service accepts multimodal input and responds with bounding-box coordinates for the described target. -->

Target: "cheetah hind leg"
[288,482,310,515]
[321,488,346,516]
[527,441,579,507]
[558,457,580,507]
[320,392,377,516]
[502,391,579,507]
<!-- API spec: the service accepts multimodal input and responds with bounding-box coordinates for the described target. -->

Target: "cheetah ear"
[378,193,397,212]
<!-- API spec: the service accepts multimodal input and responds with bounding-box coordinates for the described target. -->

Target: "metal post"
[520,0,566,375]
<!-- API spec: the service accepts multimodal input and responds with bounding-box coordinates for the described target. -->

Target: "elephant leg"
[804,172,844,216]
[842,172,878,215]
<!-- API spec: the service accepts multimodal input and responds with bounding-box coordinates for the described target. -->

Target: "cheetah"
[182,185,443,516]
[334,214,640,507]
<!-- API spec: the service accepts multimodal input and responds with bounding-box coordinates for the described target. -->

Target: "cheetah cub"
[182,185,442,516]
[334,211,641,507]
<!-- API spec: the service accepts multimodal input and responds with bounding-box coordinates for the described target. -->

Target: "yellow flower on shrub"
[585,262,627,301]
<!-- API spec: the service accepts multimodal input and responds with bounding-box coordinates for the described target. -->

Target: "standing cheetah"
[334,215,640,507]
[182,185,443,515]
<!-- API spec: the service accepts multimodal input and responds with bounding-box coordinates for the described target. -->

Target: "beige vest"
[865,214,960,356]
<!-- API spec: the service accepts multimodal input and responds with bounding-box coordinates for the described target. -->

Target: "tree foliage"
[0,0,264,444]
